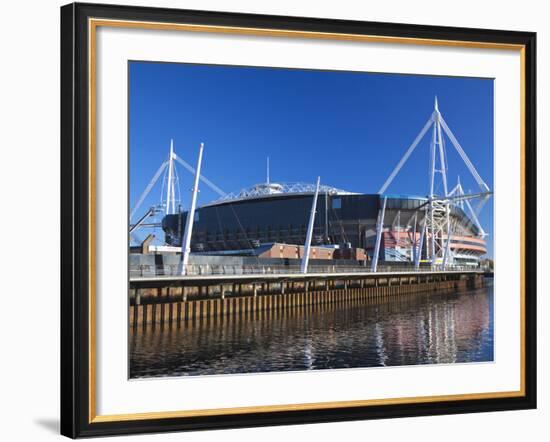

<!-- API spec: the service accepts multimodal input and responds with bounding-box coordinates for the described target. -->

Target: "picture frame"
[60,2,537,438]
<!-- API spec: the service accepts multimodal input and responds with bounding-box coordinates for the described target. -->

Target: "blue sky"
[129,61,494,257]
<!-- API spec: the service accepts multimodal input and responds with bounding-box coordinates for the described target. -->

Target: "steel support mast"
[378,97,492,270]
[371,196,387,272]
[129,140,225,240]
[301,176,321,274]
[180,143,204,275]
[165,139,176,215]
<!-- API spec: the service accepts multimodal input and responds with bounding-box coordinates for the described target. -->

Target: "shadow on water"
[130,283,493,378]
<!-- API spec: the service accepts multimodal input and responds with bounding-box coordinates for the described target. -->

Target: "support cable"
[378,117,434,194]
[439,116,490,192]
[174,154,226,197]
[464,198,487,237]
[130,160,168,220]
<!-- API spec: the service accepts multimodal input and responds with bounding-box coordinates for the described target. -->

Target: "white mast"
[180,143,204,275]
[428,101,438,261]
[435,98,448,197]
[432,97,452,268]
[371,196,387,272]
[301,176,321,274]
[377,96,493,269]
[266,157,270,184]
[415,215,427,269]
[165,139,176,215]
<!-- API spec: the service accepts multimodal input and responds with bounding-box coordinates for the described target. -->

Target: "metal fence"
[129,263,483,278]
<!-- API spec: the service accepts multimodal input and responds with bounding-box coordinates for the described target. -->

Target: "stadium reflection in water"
[129,282,493,378]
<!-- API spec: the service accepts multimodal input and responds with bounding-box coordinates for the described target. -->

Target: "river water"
[129,282,493,378]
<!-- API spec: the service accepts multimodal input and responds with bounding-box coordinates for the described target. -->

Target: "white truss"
[204,181,356,206]
[378,97,492,269]
[426,199,452,266]
[130,140,225,235]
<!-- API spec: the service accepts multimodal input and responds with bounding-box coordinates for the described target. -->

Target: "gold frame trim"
[88,18,527,424]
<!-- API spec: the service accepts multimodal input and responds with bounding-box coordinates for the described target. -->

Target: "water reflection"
[129,283,493,378]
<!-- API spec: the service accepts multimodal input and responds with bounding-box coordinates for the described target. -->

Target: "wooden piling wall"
[129,274,485,329]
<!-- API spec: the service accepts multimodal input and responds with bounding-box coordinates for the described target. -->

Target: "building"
[162,181,487,267]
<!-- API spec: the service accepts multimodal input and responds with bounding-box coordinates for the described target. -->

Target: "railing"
[129,263,483,278]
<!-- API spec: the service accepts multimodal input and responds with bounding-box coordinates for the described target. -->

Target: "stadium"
[133,98,491,270]
[162,183,487,267]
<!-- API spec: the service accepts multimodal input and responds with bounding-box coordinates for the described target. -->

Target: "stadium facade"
[162,181,487,267]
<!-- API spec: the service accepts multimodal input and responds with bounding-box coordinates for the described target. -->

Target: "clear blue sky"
[129,61,494,257]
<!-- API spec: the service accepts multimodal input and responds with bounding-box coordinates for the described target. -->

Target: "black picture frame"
[61,2,537,438]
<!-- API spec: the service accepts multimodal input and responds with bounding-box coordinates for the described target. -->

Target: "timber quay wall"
[129,272,485,329]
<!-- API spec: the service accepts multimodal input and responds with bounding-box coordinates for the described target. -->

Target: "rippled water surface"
[130,282,493,378]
